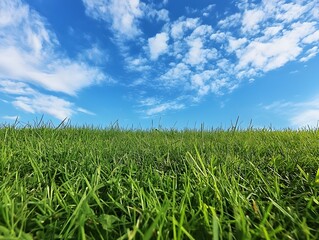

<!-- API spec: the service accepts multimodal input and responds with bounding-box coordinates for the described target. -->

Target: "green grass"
[0,122,319,239]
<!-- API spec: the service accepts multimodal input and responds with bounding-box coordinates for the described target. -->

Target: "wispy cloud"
[0,80,94,121]
[145,102,184,116]
[170,17,200,39]
[79,44,109,65]
[77,107,96,116]
[202,4,215,17]
[125,56,151,72]
[145,6,169,22]
[300,46,319,62]
[218,13,241,29]
[13,95,74,121]
[2,115,19,121]
[241,9,265,33]
[264,96,319,128]
[136,96,186,117]
[0,0,107,119]
[291,109,319,128]
[0,80,36,95]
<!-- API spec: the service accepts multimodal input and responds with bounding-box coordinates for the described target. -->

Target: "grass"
[0,122,319,239]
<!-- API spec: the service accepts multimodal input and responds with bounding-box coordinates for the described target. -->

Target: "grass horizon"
[1,116,317,132]
[0,121,319,239]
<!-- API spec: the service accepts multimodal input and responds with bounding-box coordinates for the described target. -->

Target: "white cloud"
[13,94,74,121]
[276,2,308,23]
[236,22,317,73]
[0,0,28,27]
[242,9,265,33]
[186,38,204,66]
[0,0,107,96]
[217,58,232,72]
[291,109,319,128]
[171,40,184,58]
[170,17,199,39]
[0,80,36,95]
[160,63,191,85]
[210,0,318,86]
[311,4,319,19]
[148,32,169,60]
[125,56,151,72]
[79,0,319,116]
[1,80,93,120]
[210,31,229,43]
[202,4,215,17]
[185,24,216,65]
[79,44,108,65]
[261,0,287,16]
[2,115,19,121]
[137,96,185,116]
[145,101,184,116]
[190,25,213,38]
[217,13,241,29]
[156,0,318,109]
[302,30,319,44]
[264,97,319,128]
[227,37,247,53]
[0,47,105,95]
[82,0,169,38]
[263,100,292,111]
[82,0,144,39]
[190,70,218,96]
[0,0,108,119]
[300,46,319,62]
[211,78,231,95]
[77,107,96,116]
[139,97,159,107]
[146,8,169,22]
[263,26,283,37]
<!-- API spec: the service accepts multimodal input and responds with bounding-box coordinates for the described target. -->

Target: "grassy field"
[0,123,319,239]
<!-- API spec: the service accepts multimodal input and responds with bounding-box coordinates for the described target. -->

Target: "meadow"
[0,122,319,239]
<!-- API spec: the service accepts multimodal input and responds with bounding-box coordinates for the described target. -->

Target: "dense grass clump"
[0,123,319,239]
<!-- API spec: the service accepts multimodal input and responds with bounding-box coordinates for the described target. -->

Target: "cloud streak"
[137,97,185,116]
[264,96,319,128]
[13,95,74,121]
[0,80,93,121]
[2,115,19,121]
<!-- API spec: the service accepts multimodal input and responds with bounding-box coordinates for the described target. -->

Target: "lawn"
[0,123,319,239]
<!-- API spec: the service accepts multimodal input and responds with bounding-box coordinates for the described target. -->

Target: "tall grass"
[0,122,319,239]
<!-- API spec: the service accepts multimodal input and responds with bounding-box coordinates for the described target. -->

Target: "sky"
[0,0,319,129]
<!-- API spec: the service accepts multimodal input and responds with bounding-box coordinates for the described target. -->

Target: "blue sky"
[0,0,319,129]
